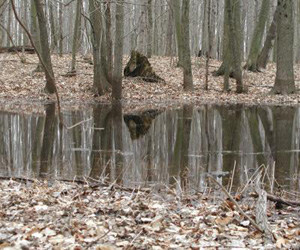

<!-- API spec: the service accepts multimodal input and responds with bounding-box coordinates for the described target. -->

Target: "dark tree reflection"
[90,105,112,179]
[40,103,56,178]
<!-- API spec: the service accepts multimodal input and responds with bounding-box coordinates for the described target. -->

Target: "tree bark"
[165,5,174,56]
[173,0,184,66]
[226,0,243,93]
[147,0,153,58]
[0,0,4,46]
[34,0,56,94]
[272,0,295,94]
[112,0,124,101]
[49,1,58,51]
[89,0,110,95]
[245,0,270,72]
[257,7,279,69]
[71,0,82,72]
[181,0,193,91]
[104,0,113,82]
[58,1,63,56]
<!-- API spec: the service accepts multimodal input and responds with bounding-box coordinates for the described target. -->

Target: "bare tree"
[271,0,295,94]
[112,0,124,101]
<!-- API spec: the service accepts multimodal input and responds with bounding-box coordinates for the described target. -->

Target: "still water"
[0,103,299,191]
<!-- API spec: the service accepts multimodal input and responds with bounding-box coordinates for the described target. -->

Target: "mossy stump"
[124,51,164,83]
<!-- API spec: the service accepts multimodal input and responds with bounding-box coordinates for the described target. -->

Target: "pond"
[0,103,299,192]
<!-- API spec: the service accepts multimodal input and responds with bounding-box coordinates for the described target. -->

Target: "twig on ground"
[208,175,264,233]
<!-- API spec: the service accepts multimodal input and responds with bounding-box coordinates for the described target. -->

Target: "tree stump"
[124,51,164,83]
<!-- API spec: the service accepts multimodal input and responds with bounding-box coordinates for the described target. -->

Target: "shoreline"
[1,53,300,114]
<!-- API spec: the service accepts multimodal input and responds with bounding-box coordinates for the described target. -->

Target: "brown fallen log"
[251,192,300,206]
[0,46,35,54]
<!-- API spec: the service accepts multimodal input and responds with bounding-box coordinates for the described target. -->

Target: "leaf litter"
[0,179,299,249]
[1,53,300,114]
[1,54,300,249]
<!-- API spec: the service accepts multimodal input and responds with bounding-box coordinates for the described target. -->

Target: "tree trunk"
[58,1,63,56]
[173,0,183,66]
[165,5,174,56]
[6,3,12,47]
[257,7,279,69]
[49,1,58,51]
[181,0,193,91]
[147,0,153,58]
[201,0,209,55]
[89,0,110,95]
[0,0,4,46]
[112,0,124,101]
[245,0,270,72]
[105,0,113,82]
[34,0,56,94]
[71,0,82,72]
[272,0,295,94]
[226,0,243,93]
[39,103,56,178]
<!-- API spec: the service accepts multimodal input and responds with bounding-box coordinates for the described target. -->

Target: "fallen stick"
[208,176,264,233]
[251,192,300,207]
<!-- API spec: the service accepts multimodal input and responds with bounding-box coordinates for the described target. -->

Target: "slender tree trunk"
[39,103,56,178]
[6,3,12,47]
[201,0,208,55]
[71,0,82,72]
[49,1,58,51]
[272,0,295,94]
[22,0,29,47]
[181,0,193,91]
[257,7,278,69]
[89,0,110,95]
[205,0,213,90]
[0,0,4,46]
[296,1,300,62]
[173,0,183,66]
[112,0,124,101]
[245,0,270,72]
[58,1,63,56]
[165,5,174,56]
[147,0,153,58]
[226,0,243,93]
[213,2,231,79]
[105,0,113,82]
[34,0,56,94]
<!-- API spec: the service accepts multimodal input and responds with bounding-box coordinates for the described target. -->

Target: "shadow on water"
[0,103,300,192]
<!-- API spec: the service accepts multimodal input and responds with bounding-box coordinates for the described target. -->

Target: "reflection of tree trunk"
[32,116,45,175]
[112,102,123,184]
[71,111,83,176]
[247,108,266,166]
[257,108,275,159]
[170,105,193,189]
[219,106,242,187]
[273,107,295,183]
[40,103,56,178]
[90,105,112,179]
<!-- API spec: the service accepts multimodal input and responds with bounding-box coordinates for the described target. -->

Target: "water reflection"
[0,103,299,191]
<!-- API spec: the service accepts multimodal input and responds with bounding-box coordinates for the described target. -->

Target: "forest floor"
[1,53,300,114]
[0,179,299,250]
[1,54,300,249]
